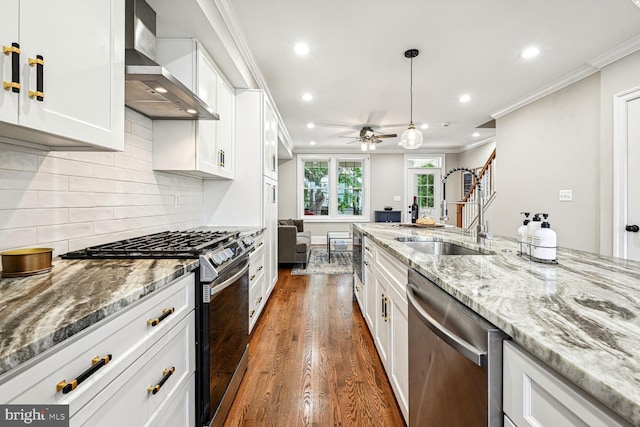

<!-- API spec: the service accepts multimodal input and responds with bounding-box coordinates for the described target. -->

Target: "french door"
[406,169,441,222]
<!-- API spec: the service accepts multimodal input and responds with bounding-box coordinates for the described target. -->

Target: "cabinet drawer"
[252,234,265,253]
[72,313,195,426]
[153,372,195,427]
[249,275,265,332]
[0,273,194,415]
[363,237,376,259]
[374,243,408,300]
[249,248,265,283]
[503,341,630,427]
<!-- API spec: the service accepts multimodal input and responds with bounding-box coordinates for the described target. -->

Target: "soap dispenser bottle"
[526,213,542,247]
[532,213,557,261]
[517,212,530,255]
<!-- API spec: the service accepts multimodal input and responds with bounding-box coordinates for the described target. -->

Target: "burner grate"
[61,230,240,259]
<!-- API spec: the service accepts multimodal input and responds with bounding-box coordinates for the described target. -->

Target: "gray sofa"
[278,219,311,268]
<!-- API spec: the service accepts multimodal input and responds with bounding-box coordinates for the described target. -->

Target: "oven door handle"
[210,259,249,295]
[407,284,487,367]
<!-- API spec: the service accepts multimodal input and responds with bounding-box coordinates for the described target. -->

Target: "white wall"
[0,109,204,257]
[492,74,601,252]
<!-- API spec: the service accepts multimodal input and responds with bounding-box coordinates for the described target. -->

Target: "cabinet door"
[363,254,376,330]
[388,283,409,422]
[216,78,235,179]
[263,178,278,297]
[0,0,19,125]
[19,0,124,150]
[374,273,391,371]
[195,49,218,174]
[263,99,277,179]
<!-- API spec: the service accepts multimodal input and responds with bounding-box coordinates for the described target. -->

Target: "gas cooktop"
[61,230,240,259]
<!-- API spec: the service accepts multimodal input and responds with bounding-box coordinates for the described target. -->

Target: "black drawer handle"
[256,241,264,248]
[3,43,20,92]
[28,55,44,101]
[249,309,256,318]
[147,307,175,327]
[257,296,262,304]
[257,265,263,272]
[57,354,112,394]
[147,367,175,395]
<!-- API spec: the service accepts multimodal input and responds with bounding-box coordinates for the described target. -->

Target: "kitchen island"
[355,223,640,426]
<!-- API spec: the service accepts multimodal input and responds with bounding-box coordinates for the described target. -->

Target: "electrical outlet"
[393,195,401,202]
[559,189,572,202]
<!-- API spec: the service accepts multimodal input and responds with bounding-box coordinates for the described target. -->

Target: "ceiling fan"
[342,126,398,150]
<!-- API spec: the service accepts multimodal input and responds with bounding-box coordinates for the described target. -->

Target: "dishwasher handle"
[407,284,487,367]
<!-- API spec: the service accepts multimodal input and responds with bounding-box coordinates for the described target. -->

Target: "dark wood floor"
[223,268,405,427]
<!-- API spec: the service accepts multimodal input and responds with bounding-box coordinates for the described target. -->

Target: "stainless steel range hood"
[125,0,219,120]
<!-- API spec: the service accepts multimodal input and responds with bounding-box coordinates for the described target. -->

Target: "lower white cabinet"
[0,273,196,426]
[503,341,630,427]
[357,237,408,423]
[249,234,266,333]
[353,273,364,312]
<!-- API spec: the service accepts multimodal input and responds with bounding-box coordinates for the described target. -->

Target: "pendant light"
[400,49,423,150]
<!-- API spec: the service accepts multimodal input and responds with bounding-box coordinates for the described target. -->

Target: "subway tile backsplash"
[0,108,203,257]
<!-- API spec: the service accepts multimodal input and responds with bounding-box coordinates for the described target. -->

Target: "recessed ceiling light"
[306,122,315,129]
[520,46,540,59]
[309,141,316,145]
[458,94,471,103]
[294,42,310,55]
[472,132,480,137]
[186,109,197,114]
[420,123,429,129]
[302,93,313,101]
[155,87,167,94]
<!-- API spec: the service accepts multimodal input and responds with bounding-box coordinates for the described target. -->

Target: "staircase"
[456,148,496,229]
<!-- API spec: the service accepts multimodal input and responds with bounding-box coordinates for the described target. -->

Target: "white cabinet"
[263,98,277,179]
[353,273,364,312]
[249,233,266,333]
[503,341,630,427]
[359,237,409,423]
[0,0,124,151]
[153,38,234,179]
[0,273,196,426]
[264,178,278,295]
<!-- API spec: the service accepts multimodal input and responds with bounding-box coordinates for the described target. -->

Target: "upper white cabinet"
[263,98,277,179]
[153,38,234,179]
[0,0,124,151]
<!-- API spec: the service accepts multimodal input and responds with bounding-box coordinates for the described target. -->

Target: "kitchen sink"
[395,237,486,255]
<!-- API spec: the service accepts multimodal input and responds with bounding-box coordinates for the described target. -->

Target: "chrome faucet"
[441,167,490,243]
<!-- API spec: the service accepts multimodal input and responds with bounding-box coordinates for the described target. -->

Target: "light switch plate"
[393,195,401,201]
[559,189,572,201]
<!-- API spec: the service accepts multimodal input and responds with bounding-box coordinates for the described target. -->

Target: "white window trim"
[297,154,370,222]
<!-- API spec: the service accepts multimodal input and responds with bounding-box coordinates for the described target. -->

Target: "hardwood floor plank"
[224,268,405,427]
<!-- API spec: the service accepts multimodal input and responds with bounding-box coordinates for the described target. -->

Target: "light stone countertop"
[355,223,640,426]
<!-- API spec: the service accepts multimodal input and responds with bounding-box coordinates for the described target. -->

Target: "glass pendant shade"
[400,122,423,149]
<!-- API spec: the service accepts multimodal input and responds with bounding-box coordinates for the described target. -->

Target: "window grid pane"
[304,161,329,216]
[338,161,363,216]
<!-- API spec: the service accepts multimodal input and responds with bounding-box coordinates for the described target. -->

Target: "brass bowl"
[1,248,53,277]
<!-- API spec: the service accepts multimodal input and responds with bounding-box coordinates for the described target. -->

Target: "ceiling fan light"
[360,142,368,152]
[400,122,423,149]
[370,142,376,151]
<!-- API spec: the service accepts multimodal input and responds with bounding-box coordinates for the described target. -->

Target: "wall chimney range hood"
[124,0,219,120]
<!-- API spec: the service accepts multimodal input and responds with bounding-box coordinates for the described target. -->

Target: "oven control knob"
[243,236,254,246]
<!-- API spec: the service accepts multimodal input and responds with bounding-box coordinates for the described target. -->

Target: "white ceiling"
[230,0,640,153]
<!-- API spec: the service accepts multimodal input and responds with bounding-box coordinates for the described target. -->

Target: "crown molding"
[491,35,640,119]
[455,137,496,153]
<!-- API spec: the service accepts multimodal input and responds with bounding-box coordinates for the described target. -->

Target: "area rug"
[291,246,353,275]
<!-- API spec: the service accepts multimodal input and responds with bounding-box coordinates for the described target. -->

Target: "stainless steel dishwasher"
[407,269,508,426]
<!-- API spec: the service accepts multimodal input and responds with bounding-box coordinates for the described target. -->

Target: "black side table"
[374,210,401,223]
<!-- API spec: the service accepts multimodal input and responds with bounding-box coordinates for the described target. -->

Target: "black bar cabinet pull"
[2,43,20,92]
[57,354,112,394]
[147,307,175,327]
[626,225,639,233]
[28,55,44,101]
[148,367,175,395]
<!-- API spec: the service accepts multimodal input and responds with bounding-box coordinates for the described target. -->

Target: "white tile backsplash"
[0,109,204,257]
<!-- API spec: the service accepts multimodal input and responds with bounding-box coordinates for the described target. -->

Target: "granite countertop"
[355,223,640,426]
[0,227,266,377]
[0,257,199,376]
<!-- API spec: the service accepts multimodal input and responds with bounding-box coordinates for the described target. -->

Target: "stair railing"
[456,148,496,229]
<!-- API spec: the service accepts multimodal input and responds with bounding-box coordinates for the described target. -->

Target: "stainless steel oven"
[407,268,508,426]
[196,253,249,427]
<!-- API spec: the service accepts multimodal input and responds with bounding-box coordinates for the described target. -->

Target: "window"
[298,155,369,221]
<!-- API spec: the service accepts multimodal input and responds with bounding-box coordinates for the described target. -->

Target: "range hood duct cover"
[124,0,219,120]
